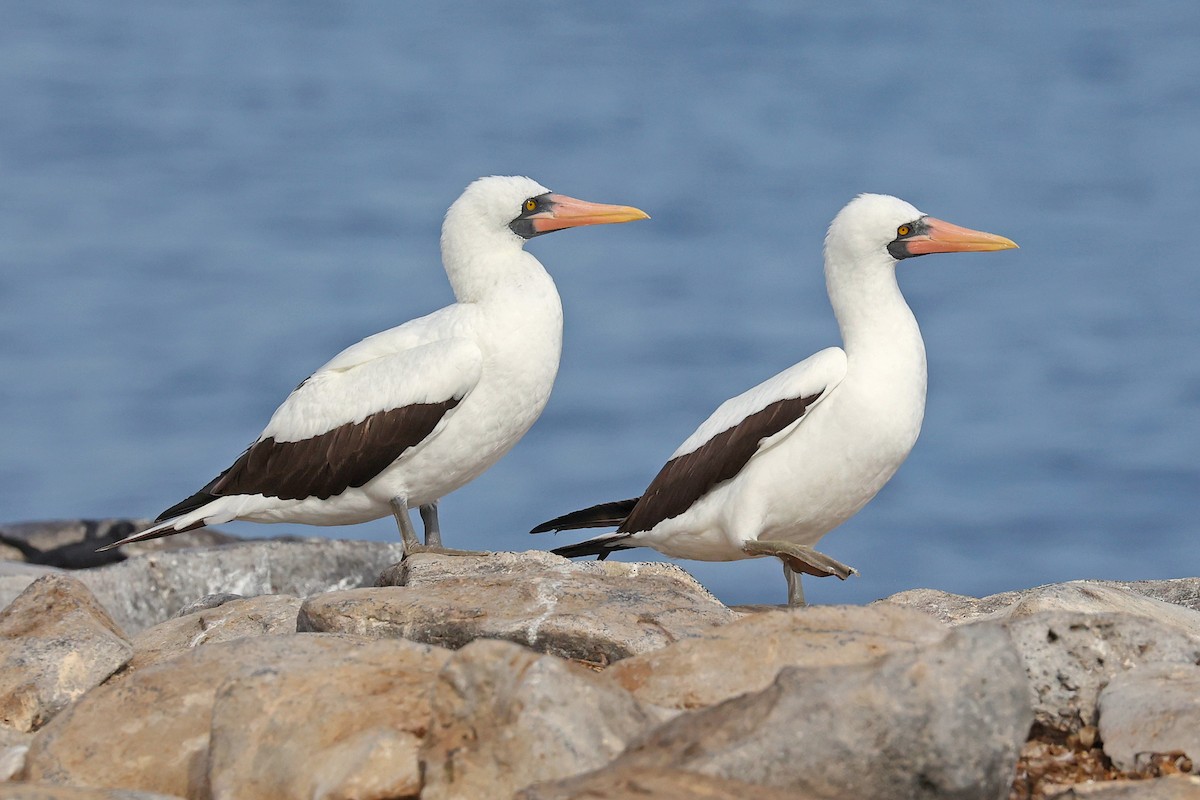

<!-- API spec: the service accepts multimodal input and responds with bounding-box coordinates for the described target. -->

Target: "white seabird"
[103,175,649,553]
[532,194,1016,605]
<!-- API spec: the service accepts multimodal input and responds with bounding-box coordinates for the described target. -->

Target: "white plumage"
[105,175,648,551]
[535,194,1017,604]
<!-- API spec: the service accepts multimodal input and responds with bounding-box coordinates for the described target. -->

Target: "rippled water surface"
[3,2,1198,605]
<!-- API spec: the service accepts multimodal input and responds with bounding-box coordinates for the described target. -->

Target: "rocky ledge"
[1,521,1199,800]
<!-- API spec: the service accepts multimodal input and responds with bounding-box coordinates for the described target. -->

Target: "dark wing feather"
[530,498,640,534]
[157,399,460,521]
[619,393,821,534]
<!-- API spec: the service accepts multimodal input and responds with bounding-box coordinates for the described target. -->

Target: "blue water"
[2,3,1198,606]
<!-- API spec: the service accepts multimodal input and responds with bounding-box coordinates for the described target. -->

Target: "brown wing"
[157,399,459,521]
[618,393,820,535]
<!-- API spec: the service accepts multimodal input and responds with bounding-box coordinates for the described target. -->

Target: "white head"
[440,175,649,299]
[825,193,1018,281]
[823,193,1017,343]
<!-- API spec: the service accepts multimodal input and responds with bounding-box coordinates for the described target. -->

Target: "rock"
[301,551,735,663]
[1049,775,1200,798]
[518,765,813,800]
[1115,578,1200,614]
[0,726,32,780]
[0,562,63,578]
[1001,611,1200,735]
[0,786,185,800]
[1098,663,1200,773]
[884,580,1200,628]
[207,638,450,800]
[421,639,667,800]
[605,603,948,709]
[600,623,1031,799]
[0,519,236,569]
[129,594,303,671]
[23,633,372,797]
[173,594,245,617]
[0,745,27,781]
[2,538,407,634]
[0,575,132,732]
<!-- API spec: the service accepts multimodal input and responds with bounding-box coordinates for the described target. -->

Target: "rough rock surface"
[597,623,1032,799]
[1001,611,1200,735]
[207,638,449,800]
[517,766,815,800]
[0,787,185,800]
[4,521,1200,800]
[1098,663,1200,773]
[23,634,372,797]
[884,579,1200,625]
[2,538,406,634]
[0,726,32,780]
[605,603,948,709]
[421,638,667,800]
[0,575,132,732]
[0,518,236,569]
[300,551,735,662]
[1049,775,1200,798]
[129,593,303,671]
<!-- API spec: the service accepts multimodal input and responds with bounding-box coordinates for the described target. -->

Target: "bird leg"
[390,496,423,554]
[784,563,805,607]
[419,502,441,547]
[742,540,858,607]
[742,539,858,580]
[389,496,486,558]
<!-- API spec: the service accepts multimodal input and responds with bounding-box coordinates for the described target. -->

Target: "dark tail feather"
[551,533,635,560]
[156,487,220,523]
[530,498,640,534]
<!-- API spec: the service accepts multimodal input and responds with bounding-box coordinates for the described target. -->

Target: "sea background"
[2,2,1197,606]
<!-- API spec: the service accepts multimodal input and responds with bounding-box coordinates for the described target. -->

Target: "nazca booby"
[103,176,648,553]
[532,194,1016,605]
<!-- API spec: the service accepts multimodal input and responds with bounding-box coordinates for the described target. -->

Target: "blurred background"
[2,2,1197,606]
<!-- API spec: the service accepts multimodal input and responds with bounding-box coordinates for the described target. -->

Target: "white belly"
[240,284,563,526]
[637,365,926,563]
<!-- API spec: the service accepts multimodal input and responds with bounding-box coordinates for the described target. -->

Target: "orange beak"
[905,217,1018,255]
[528,194,650,234]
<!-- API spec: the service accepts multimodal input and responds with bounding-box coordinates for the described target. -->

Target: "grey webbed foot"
[742,539,858,607]
[390,496,486,558]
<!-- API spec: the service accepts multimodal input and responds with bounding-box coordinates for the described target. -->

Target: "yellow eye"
[897,225,911,237]
[524,198,537,212]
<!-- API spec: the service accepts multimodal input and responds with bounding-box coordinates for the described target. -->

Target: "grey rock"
[301,550,735,663]
[604,623,1031,800]
[0,726,31,780]
[1049,775,1200,798]
[518,766,814,800]
[0,743,26,781]
[2,538,407,635]
[605,603,948,709]
[0,518,237,569]
[173,593,246,617]
[0,729,31,777]
[23,633,372,798]
[1098,663,1200,773]
[0,575,132,732]
[0,562,64,578]
[884,579,1200,627]
[0,563,65,617]
[207,638,450,800]
[421,638,667,800]
[130,593,304,671]
[0,786,185,800]
[1001,611,1200,735]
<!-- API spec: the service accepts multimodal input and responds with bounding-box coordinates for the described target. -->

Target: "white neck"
[825,247,926,387]
[440,209,542,304]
